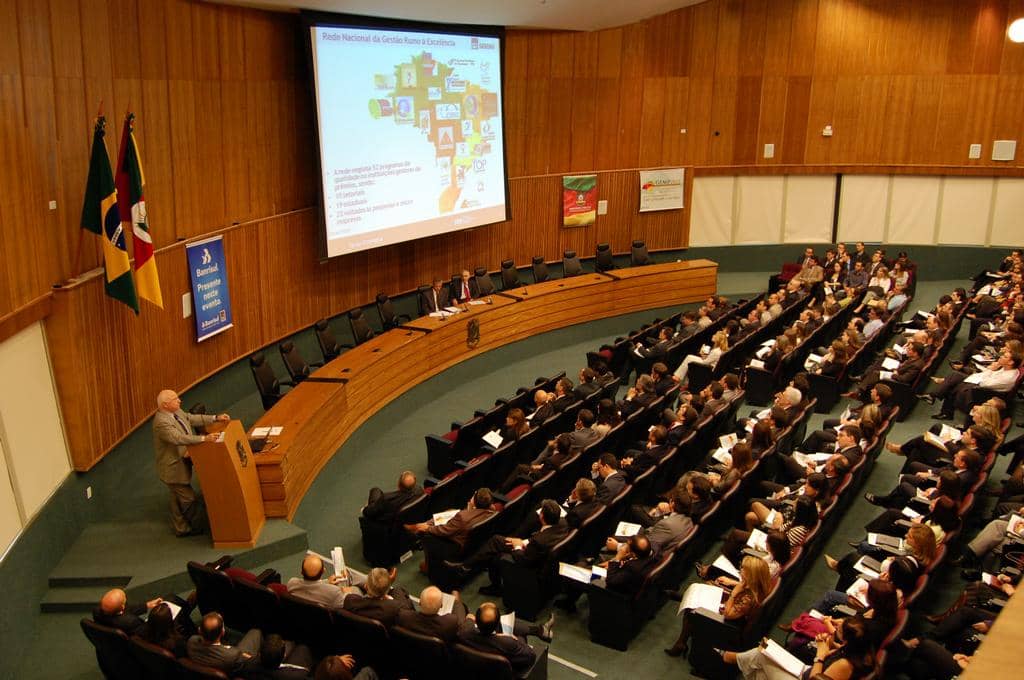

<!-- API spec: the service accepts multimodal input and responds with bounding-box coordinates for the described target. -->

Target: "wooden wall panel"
[5,0,1024,469]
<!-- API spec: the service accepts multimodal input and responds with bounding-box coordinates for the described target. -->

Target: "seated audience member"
[593,398,621,436]
[94,587,194,637]
[342,567,414,627]
[699,530,790,582]
[955,509,1024,571]
[137,602,187,657]
[362,471,423,523]
[845,341,925,402]
[720,496,819,566]
[501,433,575,492]
[454,499,570,596]
[919,347,1021,420]
[573,367,601,400]
[865,445,981,509]
[457,602,542,674]
[397,586,468,644]
[719,613,877,679]
[706,441,755,497]
[620,425,671,481]
[314,655,378,680]
[242,633,315,680]
[823,524,937,593]
[535,409,600,462]
[187,612,261,674]
[406,488,496,571]
[287,554,356,611]
[529,389,555,422]
[602,534,656,595]
[619,374,658,417]
[497,407,531,443]
[846,258,870,290]
[696,381,728,419]
[651,362,676,395]
[614,490,693,556]
[582,453,627,504]
[862,306,885,338]
[674,330,729,383]
[420,278,449,314]
[550,377,576,413]
[744,473,829,530]
[664,555,772,657]
[665,405,699,446]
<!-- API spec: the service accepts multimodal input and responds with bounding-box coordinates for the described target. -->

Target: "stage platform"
[41,518,307,613]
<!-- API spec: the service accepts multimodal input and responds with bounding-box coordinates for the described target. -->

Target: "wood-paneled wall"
[3,0,1024,467]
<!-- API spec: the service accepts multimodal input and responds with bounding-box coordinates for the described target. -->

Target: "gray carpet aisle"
[17,273,1014,679]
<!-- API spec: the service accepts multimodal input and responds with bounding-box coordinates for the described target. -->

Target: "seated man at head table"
[451,269,478,305]
[419,277,450,314]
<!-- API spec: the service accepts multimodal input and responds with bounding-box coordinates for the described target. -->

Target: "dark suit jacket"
[699,397,727,420]
[623,444,670,481]
[637,339,669,360]
[894,357,925,384]
[186,637,254,674]
[619,391,657,417]
[566,500,602,529]
[397,605,468,645]
[837,444,863,467]
[666,423,692,447]
[514,521,571,567]
[451,278,479,304]
[818,359,845,378]
[763,349,782,373]
[606,555,656,595]
[551,394,575,413]
[595,471,627,504]
[343,589,414,628]
[531,402,555,423]
[420,286,449,314]
[363,486,424,522]
[573,381,601,400]
[653,376,676,396]
[458,628,536,674]
[93,604,147,635]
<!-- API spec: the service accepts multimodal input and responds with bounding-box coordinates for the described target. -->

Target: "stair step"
[48,574,131,589]
[40,585,112,614]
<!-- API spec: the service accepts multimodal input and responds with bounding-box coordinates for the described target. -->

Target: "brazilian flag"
[80,116,139,314]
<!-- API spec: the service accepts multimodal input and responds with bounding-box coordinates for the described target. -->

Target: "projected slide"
[310,24,506,258]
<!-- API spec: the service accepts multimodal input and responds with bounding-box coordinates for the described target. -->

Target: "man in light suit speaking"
[153,389,229,537]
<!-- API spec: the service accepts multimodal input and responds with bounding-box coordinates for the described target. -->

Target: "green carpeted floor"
[16,272,1015,679]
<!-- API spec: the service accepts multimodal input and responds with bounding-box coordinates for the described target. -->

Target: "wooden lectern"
[188,420,265,548]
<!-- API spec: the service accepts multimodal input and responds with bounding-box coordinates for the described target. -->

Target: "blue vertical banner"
[186,235,234,342]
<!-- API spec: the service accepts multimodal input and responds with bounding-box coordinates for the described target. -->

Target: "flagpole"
[70,102,105,280]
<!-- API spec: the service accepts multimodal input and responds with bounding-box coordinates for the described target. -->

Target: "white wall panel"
[734,176,784,244]
[689,176,735,246]
[837,175,888,243]
[938,177,994,245]
[783,175,836,243]
[0,323,70,520]
[0,438,23,557]
[990,178,1024,247]
[888,176,941,244]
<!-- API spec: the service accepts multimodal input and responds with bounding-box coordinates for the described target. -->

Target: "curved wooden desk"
[253,259,717,519]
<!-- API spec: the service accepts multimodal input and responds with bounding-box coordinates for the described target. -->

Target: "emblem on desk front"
[467,318,480,349]
[235,440,249,467]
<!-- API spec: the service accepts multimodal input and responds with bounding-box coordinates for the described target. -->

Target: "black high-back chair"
[314,318,342,362]
[278,341,321,383]
[595,243,614,272]
[177,658,230,680]
[348,308,376,345]
[475,266,495,296]
[129,636,179,680]
[334,609,392,675]
[416,284,433,317]
[500,259,521,289]
[249,352,293,409]
[532,256,549,283]
[376,292,411,329]
[563,250,583,277]
[391,626,453,680]
[80,618,140,680]
[231,576,281,634]
[277,592,337,656]
[630,240,650,266]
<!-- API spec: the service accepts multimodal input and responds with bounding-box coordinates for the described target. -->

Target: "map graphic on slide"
[368,51,499,214]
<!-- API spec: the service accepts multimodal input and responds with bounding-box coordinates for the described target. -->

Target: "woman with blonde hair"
[665,555,772,657]
[674,330,728,383]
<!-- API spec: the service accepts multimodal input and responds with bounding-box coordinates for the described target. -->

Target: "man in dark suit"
[619,374,658,417]
[457,603,539,674]
[604,535,656,595]
[697,381,727,419]
[628,326,672,380]
[847,341,926,402]
[673,311,701,341]
[93,588,194,636]
[532,409,600,468]
[396,586,468,644]
[651,362,676,396]
[186,612,261,674]
[550,377,576,413]
[620,425,671,482]
[529,389,555,423]
[586,452,626,504]
[573,367,601,400]
[867,445,981,508]
[241,634,315,680]
[782,425,863,482]
[451,269,478,305]
[342,567,414,628]
[420,278,449,314]
[362,470,423,523]
[458,500,571,595]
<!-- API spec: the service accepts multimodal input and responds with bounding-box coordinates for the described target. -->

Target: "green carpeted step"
[40,585,112,614]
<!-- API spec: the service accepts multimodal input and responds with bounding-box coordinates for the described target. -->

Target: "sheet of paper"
[468,299,487,306]
[755,346,771,359]
[881,357,901,370]
[746,528,768,552]
[711,554,740,579]
[268,426,283,436]
[160,601,182,620]
[591,565,608,579]
[712,448,733,465]
[762,339,776,347]
[893,343,907,355]
[482,430,503,448]
[331,546,346,577]
[853,555,881,579]
[443,306,460,313]
[439,592,456,616]
[719,433,739,450]
[700,345,711,355]
[807,353,824,365]
[500,612,515,636]
[749,358,766,369]
[251,427,271,437]
[939,424,962,443]
[764,509,778,527]
[981,572,1001,588]
[762,638,809,678]
[433,509,459,525]
[615,521,642,537]
[1007,514,1024,537]
[846,578,869,608]
[901,506,922,519]
[677,582,724,615]
[879,370,893,381]
[428,311,447,318]
[558,562,593,584]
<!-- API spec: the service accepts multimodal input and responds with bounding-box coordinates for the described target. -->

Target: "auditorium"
[3,0,1024,678]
